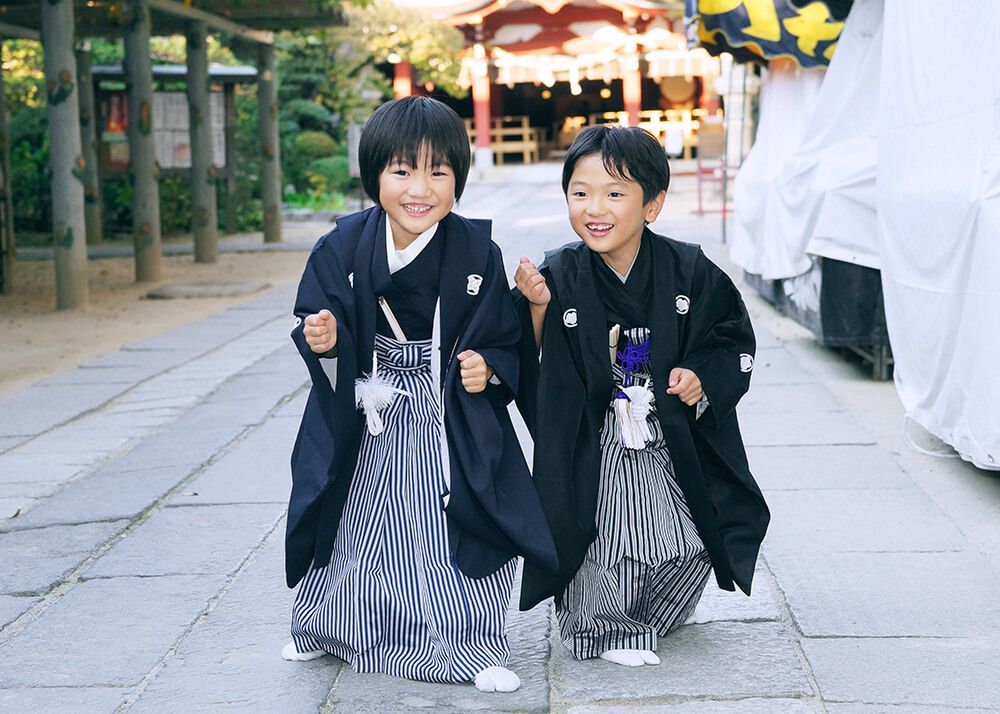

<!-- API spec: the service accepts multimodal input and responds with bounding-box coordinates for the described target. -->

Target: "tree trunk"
[0,43,16,295]
[41,0,89,308]
[257,43,281,243]
[124,0,162,282]
[224,83,237,234]
[186,20,218,263]
[76,46,103,246]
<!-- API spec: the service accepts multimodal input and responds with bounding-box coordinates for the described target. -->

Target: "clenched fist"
[666,367,703,406]
[514,257,551,306]
[304,309,337,354]
[457,350,494,393]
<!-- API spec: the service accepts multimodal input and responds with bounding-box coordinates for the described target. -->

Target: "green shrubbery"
[2,16,473,240]
[306,155,356,195]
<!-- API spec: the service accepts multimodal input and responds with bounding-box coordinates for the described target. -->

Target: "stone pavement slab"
[0,497,27,519]
[762,488,968,553]
[0,380,134,445]
[274,390,309,420]
[0,327,294,525]
[0,520,127,595]
[330,664,544,714]
[33,364,139,387]
[743,349,815,386]
[747,445,912,491]
[697,562,782,623]
[801,637,1000,709]
[0,452,95,486]
[568,700,816,714]
[7,463,190,529]
[167,419,298,507]
[117,400,256,466]
[766,550,1000,638]
[123,312,277,355]
[741,410,875,447]
[739,382,842,414]
[12,419,137,461]
[128,530,337,714]
[84,503,283,579]
[0,575,221,687]
[827,704,1000,713]
[550,622,811,705]
[0,594,39,627]
[0,481,56,499]
[0,686,129,713]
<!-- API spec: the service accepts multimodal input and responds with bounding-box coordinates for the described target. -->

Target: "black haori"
[514,229,769,611]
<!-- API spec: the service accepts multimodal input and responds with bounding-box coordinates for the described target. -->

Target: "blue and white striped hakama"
[557,328,711,660]
[291,334,516,682]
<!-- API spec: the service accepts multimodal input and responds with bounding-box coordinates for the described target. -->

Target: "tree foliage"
[344,0,468,98]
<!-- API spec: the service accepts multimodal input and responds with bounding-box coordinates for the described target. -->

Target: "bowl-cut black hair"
[561,124,670,204]
[358,96,472,204]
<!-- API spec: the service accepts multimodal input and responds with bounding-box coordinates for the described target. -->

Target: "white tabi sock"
[684,602,713,625]
[474,666,521,692]
[639,650,660,665]
[599,649,647,667]
[281,641,325,661]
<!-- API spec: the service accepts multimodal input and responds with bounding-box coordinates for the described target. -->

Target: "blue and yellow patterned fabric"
[685,0,852,67]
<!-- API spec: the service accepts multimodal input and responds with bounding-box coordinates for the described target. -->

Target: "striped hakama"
[291,334,516,682]
[557,328,711,660]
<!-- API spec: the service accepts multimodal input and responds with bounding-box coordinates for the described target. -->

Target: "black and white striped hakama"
[291,334,516,682]
[557,328,711,660]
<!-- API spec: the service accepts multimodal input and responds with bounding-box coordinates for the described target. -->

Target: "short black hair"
[358,96,471,204]
[561,125,670,204]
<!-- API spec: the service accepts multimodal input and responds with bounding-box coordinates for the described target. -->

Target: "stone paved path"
[2,165,998,713]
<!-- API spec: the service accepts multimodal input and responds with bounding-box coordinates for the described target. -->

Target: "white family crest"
[563,309,578,328]
[348,272,355,287]
[740,353,754,373]
[293,316,302,328]
[675,295,690,315]
[466,274,483,295]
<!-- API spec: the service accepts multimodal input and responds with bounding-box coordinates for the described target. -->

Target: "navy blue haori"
[286,206,558,594]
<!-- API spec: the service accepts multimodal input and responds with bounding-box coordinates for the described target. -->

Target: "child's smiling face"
[566,153,664,275]
[379,144,455,249]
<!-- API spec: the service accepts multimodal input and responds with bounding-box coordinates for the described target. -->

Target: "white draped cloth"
[730,0,883,282]
[729,63,825,280]
[877,0,1000,470]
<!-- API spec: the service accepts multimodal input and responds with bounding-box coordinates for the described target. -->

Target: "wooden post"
[186,20,218,263]
[76,45,103,245]
[0,43,16,295]
[257,42,281,243]
[471,46,493,172]
[124,0,161,282]
[393,61,412,98]
[224,82,237,234]
[41,0,89,308]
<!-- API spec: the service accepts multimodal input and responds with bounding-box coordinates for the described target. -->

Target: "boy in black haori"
[514,125,769,667]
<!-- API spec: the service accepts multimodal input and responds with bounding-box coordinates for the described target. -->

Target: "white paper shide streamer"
[355,348,409,436]
[615,383,655,450]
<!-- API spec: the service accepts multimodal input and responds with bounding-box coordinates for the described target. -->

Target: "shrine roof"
[394,0,683,25]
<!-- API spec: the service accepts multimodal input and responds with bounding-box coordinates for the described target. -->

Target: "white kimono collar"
[386,217,439,275]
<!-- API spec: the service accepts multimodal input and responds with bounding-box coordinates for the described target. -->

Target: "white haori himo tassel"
[614,384,655,450]
[355,349,410,436]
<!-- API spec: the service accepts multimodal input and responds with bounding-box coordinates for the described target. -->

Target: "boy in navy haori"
[514,125,769,667]
[283,96,557,692]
